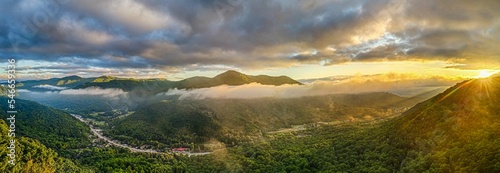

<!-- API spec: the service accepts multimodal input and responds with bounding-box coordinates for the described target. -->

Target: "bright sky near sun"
[0,0,499,81]
[170,60,497,81]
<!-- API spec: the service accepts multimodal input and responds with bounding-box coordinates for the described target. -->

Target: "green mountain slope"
[388,77,500,172]
[189,92,417,133]
[0,97,91,150]
[109,101,222,146]
[176,70,302,89]
[0,119,92,172]
[74,78,174,92]
[18,75,94,91]
[0,85,9,96]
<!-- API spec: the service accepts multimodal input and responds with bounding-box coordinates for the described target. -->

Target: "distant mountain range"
[14,70,302,93]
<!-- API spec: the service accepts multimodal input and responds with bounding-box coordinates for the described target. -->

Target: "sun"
[475,70,496,79]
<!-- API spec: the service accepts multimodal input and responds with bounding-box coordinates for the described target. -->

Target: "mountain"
[176,70,302,89]
[0,97,92,172]
[0,120,91,172]
[74,78,174,92]
[0,85,7,95]
[0,97,91,150]
[15,70,301,94]
[383,87,449,109]
[55,75,84,85]
[387,77,500,172]
[109,101,222,146]
[15,75,158,92]
[16,75,94,91]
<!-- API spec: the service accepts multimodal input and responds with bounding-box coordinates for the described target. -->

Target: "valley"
[2,72,500,172]
[70,114,163,154]
[70,113,212,156]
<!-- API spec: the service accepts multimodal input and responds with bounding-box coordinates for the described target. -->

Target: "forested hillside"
[109,92,421,149]
[0,97,91,151]
[74,77,174,93]
[16,75,93,91]
[180,77,500,172]
[0,120,92,172]
[109,101,223,148]
[175,70,301,89]
[387,77,500,172]
[0,86,7,95]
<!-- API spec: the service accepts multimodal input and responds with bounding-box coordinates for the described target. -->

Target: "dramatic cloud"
[163,73,464,99]
[1,0,499,77]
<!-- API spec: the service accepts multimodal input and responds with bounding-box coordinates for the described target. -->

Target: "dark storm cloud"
[0,0,499,72]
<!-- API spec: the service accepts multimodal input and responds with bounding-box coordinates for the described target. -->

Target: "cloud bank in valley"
[33,84,68,90]
[18,87,133,113]
[57,87,128,98]
[24,87,129,99]
[163,73,464,99]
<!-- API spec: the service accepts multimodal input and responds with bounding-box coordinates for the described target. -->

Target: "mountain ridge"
[14,70,302,94]
[176,70,302,89]
[385,76,500,172]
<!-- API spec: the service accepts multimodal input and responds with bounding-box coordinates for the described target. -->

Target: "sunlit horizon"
[474,70,498,79]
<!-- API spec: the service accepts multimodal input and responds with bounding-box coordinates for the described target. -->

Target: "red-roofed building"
[171,148,189,153]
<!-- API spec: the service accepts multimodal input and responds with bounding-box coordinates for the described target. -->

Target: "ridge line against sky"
[0,0,499,80]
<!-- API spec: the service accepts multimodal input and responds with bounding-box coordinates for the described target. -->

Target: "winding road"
[71,114,212,156]
[71,114,162,153]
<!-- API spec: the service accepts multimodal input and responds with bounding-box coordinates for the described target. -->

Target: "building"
[171,148,189,153]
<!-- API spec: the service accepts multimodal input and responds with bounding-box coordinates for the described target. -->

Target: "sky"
[0,0,499,81]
